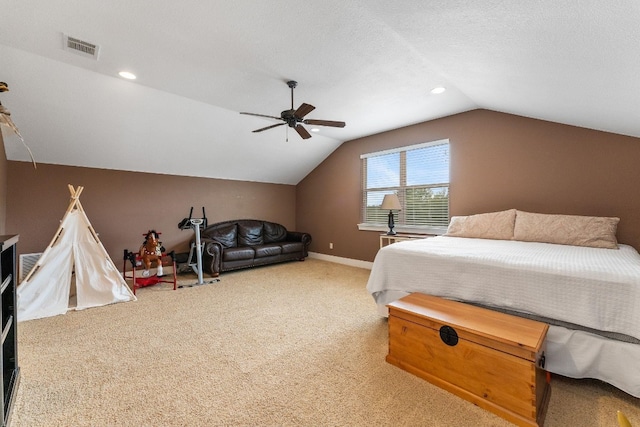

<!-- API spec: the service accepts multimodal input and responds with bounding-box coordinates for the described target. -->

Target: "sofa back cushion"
[264,221,287,243]
[238,221,264,246]
[207,223,237,248]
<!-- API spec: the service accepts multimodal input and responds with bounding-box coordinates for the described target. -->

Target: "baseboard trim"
[308,252,373,270]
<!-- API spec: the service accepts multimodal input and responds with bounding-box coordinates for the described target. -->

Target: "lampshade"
[381,194,401,210]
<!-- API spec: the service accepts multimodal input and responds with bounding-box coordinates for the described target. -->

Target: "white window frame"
[358,139,450,235]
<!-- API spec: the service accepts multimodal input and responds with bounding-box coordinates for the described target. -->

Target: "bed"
[367,209,640,398]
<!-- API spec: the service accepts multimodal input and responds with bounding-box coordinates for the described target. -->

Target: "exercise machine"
[177,207,220,287]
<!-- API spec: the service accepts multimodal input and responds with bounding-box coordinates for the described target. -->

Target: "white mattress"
[367,236,640,341]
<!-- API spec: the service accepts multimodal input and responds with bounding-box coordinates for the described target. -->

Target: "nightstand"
[380,233,433,248]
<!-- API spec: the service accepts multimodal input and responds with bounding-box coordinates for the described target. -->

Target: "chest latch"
[439,325,459,346]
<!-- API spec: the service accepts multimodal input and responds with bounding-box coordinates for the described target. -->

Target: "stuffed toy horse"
[139,230,164,277]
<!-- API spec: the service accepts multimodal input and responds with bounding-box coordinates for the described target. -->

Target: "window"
[360,139,450,232]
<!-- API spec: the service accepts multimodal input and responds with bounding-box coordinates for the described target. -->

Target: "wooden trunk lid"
[388,293,548,361]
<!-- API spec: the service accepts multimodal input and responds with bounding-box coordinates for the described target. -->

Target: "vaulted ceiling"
[2,1,639,184]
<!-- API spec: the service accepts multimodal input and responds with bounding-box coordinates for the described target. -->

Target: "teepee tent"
[18,185,136,322]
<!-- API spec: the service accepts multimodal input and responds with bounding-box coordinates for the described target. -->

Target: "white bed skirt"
[376,303,640,398]
[545,325,640,398]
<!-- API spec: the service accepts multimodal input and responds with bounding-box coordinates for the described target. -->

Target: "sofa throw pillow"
[210,223,237,248]
[514,210,619,249]
[444,209,516,240]
[238,221,264,246]
[264,221,287,243]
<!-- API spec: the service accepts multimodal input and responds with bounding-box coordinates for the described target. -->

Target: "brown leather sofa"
[201,219,312,276]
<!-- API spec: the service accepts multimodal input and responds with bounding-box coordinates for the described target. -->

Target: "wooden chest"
[387,293,551,427]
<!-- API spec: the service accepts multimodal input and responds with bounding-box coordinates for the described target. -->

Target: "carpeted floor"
[11,259,640,426]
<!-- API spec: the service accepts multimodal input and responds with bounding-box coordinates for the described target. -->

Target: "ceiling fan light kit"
[240,80,345,140]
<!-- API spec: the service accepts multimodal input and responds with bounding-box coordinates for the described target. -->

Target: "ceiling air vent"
[62,34,100,60]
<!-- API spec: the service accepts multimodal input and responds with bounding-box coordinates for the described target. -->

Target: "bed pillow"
[444,209,516,240]
[514,210,619,249]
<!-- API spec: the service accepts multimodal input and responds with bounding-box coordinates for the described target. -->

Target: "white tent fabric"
[17,185,136,322]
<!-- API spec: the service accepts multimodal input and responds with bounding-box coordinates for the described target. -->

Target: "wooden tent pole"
[74,189,103,246]
[21,184,83,283]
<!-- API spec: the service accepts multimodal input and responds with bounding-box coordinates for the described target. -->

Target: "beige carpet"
[12,259,640,426]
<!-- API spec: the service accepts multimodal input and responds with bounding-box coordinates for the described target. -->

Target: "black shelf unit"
[0,235,19,427]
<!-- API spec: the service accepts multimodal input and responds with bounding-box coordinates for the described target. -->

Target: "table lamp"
[381,194,401,235]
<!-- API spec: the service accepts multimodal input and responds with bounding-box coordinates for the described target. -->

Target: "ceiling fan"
[240,80,345,140]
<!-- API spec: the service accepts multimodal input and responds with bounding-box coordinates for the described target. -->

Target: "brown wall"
[7,108,640,267]
[298,109,640,262]
[6,163,296,266]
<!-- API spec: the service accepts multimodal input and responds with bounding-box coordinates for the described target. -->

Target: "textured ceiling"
[1,1,639,184]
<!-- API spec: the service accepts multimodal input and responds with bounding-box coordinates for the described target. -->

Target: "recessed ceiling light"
[430,86,446,94]
[118,71,137,80]
[311,128,320,132]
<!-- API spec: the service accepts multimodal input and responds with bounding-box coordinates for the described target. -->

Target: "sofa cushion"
[280,241,304,254]
[254,244,282,258]
[223,247,255,262]
[209,223,237,248]
[238,221,264,246]
[264,221,287,243]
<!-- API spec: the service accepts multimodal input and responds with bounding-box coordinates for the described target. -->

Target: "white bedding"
[367,236,640,341]
[367,236,640,397]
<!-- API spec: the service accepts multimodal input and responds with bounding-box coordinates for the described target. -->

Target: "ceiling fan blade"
[303,119,346,128]
[253,123,285,133]
[293,103,315,119]
[294,124,312,139]
[240,112,282,120]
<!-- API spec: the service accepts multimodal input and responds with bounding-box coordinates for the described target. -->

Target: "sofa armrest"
[202,238,223,276]
[286,231,311,243]
[287,232,312,256]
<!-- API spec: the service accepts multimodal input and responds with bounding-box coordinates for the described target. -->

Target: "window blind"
[361,139,450,228]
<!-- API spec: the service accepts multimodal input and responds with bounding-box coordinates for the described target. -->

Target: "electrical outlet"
[329,243,334,249]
